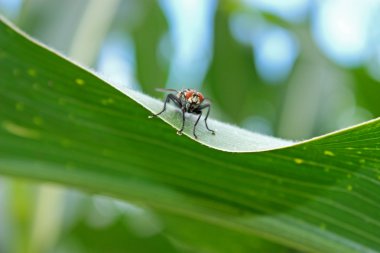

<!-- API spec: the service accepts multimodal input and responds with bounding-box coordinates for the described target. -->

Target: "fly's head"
[182,89,204,112]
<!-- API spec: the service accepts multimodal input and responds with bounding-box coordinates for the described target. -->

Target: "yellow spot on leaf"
[15,103,24,111]
[359,159,365,164]
[347,185,353,191]
[324,150,335,157]
[60,139,71,147]
[101,98,114,105]
[2,121,40,139]
[33,117,43,126]
[75,78,85,86]
[27,68,37,77]
[65,162,75,170]
[102,149,112,156]
[294,158,303,164]
[58,98,66,105]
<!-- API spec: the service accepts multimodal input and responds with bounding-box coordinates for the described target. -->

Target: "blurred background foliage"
[0,0,379,252]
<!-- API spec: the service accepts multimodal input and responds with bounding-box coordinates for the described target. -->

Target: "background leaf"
[130,0,168,94]
[1,16,380,253]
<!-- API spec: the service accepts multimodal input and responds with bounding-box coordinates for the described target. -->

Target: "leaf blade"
[1,16,380,253]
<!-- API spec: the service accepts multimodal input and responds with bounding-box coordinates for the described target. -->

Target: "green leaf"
[207,6,260,123]
[131,0,168,94]
[1,16,380,253]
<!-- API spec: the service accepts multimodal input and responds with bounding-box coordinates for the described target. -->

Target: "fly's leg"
[149,94,181,118]
[177,110,185,136]
[198,103,215,135]
[192,112,202,139]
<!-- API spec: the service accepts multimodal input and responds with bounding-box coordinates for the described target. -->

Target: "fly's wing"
[155,88,178,93]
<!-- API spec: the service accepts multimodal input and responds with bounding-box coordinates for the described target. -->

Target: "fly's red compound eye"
[184,90,204,104]
[185,90,195,100]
